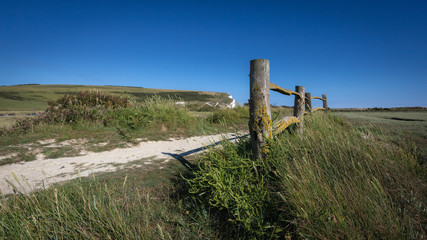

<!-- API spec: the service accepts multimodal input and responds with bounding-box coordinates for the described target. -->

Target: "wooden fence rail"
[249,59,328,160]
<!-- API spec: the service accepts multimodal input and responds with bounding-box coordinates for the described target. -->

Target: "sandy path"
[0,133,244,195]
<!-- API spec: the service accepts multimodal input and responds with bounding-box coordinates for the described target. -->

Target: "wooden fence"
[249,59,328,160]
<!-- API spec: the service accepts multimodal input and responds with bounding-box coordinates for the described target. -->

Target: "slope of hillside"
[0,84,234,111]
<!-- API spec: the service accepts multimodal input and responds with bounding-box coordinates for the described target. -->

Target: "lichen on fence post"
[305,92,312,113]
[249,59,272,160]
[293,86,305,133]
[322,94,328,113]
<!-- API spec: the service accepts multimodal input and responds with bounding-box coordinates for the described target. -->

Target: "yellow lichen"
[312,96,324,101]
[312,107,325,112]
[270,83,292,96]
[273,116,300,135]
[251,102,272,157]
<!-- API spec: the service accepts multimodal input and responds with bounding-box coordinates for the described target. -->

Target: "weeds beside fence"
[187,113,426,238]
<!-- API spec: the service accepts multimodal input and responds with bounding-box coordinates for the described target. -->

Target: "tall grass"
[0,163,223,239]
[0,91,250,165]
[0,91,246,139]
[0,91,213,140]
[273,114,425,239]
[3,92,193,135]
[208,105,249,125]
[2,106,425,238]
[187,113,426,238]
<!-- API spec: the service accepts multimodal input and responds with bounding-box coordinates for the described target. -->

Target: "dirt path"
[0,133,245,195]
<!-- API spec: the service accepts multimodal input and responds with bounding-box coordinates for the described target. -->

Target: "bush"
[186,139,278,237]
[43,90,130,124]
[48,90,130,110]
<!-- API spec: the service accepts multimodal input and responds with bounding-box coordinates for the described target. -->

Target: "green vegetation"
[1,91,425,238]
[334,111,427,129]
[0,90,246,165]
[186,113,426,238]
[2,112,425,239]
[333,107,426,112]
[208,105,248,124]
[335,111,427,164]
[271,106,294,121]
[0,91,196,137]
[1,160,224,239]
[0,112,37,129]
[0,84,233,112]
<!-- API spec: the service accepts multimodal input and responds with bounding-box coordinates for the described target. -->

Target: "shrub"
[47,90,130,110]
[43,90,130,124]
[186,139,277,237]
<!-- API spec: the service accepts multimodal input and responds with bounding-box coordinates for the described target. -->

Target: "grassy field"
[1,112,425,239]
[1,92,426,239]
[335,111,427,164]
[333,111,427,129]
[0,84,233,112]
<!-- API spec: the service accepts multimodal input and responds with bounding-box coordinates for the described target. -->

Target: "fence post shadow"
[162,134,249,169]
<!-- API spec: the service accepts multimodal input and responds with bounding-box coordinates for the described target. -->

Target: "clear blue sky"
[1,0,426,108]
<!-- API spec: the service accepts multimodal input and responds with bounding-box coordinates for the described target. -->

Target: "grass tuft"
[0,162,224,239]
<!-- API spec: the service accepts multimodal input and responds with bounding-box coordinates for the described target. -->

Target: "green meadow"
[335,111,427,164]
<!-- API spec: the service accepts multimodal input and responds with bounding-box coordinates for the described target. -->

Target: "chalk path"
[0,133,245,195]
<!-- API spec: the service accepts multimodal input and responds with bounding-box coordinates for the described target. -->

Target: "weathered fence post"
[322,94,328,113]
[293,86,305,133]
[305,92,312,113]
[249,59,272,160]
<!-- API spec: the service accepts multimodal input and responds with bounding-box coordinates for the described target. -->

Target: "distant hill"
[332,107,427,112]
[0,84,235,112]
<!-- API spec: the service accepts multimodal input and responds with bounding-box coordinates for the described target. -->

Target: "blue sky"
[1,0,426,108]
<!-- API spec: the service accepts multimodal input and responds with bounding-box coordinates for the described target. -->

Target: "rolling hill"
[0,84,235,112]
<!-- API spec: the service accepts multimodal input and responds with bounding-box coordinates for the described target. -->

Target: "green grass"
[0,111,39,128]
[0,93,247,165]
[0,159,225,239]
[270,114,426,239]
[335,111,427,164]
[186,113,426,238]
[333,111,427,129]
[42,146,80,159]
[2,98,426,239]
[0,84,233,112]
[0,115,22,129]
[271,106,294,121]
[2,113,425,239]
